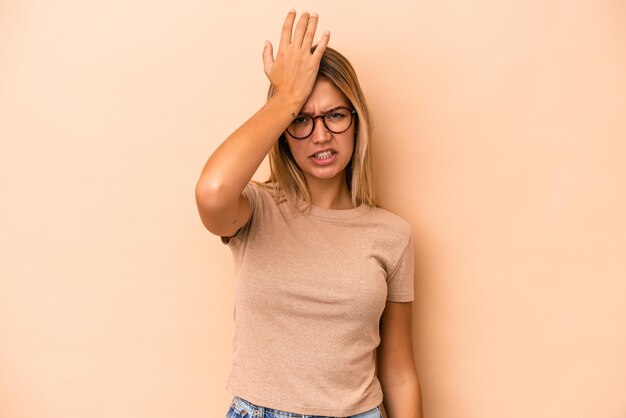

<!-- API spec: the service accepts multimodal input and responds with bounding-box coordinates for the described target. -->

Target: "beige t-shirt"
[220,182,414,417]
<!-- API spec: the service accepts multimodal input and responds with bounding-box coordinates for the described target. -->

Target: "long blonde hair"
[255,46,382,214]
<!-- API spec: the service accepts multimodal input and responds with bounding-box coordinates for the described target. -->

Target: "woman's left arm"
[376,301,424,418]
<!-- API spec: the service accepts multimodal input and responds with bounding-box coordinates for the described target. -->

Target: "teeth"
[314,150,334,159]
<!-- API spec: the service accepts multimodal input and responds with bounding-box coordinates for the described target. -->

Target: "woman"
[195,10,423,418]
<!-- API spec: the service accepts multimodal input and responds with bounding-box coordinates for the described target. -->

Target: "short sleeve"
[220,182,259,245]
[386,234,415,302]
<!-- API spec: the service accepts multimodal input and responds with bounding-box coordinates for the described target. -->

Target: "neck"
[306,173,354,210]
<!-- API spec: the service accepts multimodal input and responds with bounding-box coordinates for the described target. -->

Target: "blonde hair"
[255,46,383,214]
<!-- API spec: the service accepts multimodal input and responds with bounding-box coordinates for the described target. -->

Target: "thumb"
[262,40,274,75]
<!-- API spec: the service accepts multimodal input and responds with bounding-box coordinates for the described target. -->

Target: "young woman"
[195,10,423,418]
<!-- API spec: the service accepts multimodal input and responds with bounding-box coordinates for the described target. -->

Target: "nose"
[310,117,331,143]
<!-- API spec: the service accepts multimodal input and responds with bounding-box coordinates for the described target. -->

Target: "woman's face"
[285,78,355,185]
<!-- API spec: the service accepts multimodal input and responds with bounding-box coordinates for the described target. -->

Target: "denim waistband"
[229,395,382,418]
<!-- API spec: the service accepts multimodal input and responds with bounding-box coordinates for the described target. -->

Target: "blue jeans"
[226,395,383,418]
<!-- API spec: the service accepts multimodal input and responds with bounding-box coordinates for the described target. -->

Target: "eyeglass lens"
[287,107,354,139]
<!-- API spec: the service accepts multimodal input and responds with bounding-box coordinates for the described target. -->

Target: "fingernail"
[311,12,319,18]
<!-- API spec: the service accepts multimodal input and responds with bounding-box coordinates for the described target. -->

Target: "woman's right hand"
[196,11,330,239]
[262,10,330,107]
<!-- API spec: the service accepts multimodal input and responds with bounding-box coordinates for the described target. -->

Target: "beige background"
[1,1,625,417]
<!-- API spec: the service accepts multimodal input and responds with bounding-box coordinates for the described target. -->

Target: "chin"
[307,167,346,181]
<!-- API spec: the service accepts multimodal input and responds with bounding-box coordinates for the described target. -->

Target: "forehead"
[301,79,350,113]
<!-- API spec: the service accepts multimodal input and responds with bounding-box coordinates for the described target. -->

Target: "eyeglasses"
[286,106,357,140]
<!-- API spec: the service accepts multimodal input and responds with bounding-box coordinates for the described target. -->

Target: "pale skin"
[194,10,423,418]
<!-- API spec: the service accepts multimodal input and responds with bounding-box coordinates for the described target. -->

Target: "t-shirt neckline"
[308,202,371,219]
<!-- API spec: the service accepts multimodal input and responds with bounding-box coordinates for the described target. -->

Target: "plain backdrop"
[1,1,625,417]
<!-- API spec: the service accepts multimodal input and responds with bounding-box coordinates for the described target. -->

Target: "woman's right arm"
[195,10,329,238]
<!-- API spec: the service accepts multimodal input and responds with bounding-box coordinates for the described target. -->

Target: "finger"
[279,10,296,49]
[312,30,330,59]
[302,12,319,48]
[292,11,310,47]
[262,41,274,75]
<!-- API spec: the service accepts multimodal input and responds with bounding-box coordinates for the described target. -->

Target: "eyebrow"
[298,105,349,117]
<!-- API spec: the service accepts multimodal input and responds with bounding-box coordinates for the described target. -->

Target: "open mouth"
[311,150,336,160]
